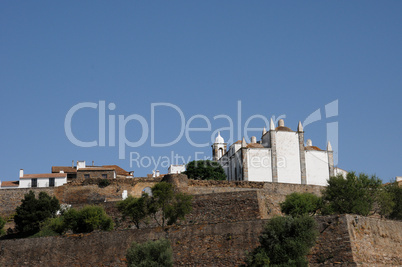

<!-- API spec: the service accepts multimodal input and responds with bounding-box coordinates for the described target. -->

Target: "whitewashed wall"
[246,148,272,182]
[275,132,301,184]
[305,151,329,186]
[19,177,67,188]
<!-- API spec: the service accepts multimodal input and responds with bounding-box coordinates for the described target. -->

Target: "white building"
[14,169,67,189]
[213,119,344,186]
[168,165,186,174]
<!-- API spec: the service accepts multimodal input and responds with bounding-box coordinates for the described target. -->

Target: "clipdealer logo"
[64,100,338,168]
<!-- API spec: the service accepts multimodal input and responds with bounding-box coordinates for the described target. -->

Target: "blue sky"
[1,1,401,182]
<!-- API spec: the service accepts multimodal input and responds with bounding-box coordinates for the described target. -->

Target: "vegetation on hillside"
[118,182,193,228]
[14,191,60,234]
[280,192,322,217]
[45,205,114,234]
[246,215,318,266]
[126,238,173,267]
[0,215,6,236]
[184,160,226,180]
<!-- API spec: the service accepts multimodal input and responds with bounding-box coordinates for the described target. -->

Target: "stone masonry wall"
[0,220,266,267]
[346,215,402,266]
[0,187,55,219]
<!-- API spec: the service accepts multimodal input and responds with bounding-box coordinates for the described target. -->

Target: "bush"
[280,192,322,217]
[126,238,173,267]
[64,205,114,233]
[321,172,382,216]
[14,191,60,234]
[246,215,318,266]
[0,216,6,236]
[98,179,111,188]
[184,160,226,180]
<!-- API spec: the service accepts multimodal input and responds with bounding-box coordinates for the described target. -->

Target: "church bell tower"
[212,132,227,161]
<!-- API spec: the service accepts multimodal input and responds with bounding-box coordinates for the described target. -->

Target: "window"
[31,178,37,188]
[84,174,90,179]
[49,178,55,187]
[102,174,107,179]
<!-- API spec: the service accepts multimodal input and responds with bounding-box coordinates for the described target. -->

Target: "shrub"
[280,192,322,217]
[64,205,114,233]
[184,160,226,180]
[98,179,111,188]
[126,238,173,267]
[14,191,60,234]
[0,216,6,236]
[246,215,318,266]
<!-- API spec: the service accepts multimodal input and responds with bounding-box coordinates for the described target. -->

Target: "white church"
[212,119,346,186]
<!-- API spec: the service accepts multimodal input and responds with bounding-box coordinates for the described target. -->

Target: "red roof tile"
[305,146,322,151]
[21,173,67,179]
[52,166,77,173]
[1,181,19,187]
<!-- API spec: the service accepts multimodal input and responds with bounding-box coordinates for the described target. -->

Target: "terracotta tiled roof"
[21,173,67,179]
[102,165,132,176]
[234,140,242,144]
[52,166,77,173]
[247,143,264,148]
[1,181,19,187]
[305,146,322,151]
[77,167,115,171]
[276,126,293,132]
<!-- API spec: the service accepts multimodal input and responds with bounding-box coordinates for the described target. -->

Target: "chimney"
[72,160,74,168]
[306,139,313,147]
[156,170,160,177]
[152,170,156,177]
[92,161,94,166]
[278,119,285,127]
[251,136,257,143]
[20,169,24,178]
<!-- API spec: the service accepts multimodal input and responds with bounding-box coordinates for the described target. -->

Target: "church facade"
[213,119,343,186]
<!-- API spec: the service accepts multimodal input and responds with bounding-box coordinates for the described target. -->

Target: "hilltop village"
[0,119,401,266]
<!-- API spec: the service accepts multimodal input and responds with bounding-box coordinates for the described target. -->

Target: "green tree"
[185,160,226,180]
[150,182,193,227]
[126,238,173,267]
[0,215,6,236]
[280,192,322,217]
[384,181,402,220]
[247,215,318,266]
[321,172,382,216]
[117,195,151,229]
[14,191,60,234]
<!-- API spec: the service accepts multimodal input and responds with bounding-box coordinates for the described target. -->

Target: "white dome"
[215,132,224,143]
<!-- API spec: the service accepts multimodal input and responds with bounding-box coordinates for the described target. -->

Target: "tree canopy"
[14,191,60,234]
[246,215,318,266]
[117,182,193,228]
[280,192,322,217]
[321,172,382,216]
[184,160,226,180]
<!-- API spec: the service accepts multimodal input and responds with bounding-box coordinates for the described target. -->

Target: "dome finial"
[215,132,224,143]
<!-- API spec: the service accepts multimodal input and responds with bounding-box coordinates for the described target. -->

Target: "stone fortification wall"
[1,215,400,266]
[0,187,55,219]
[346,215,402,266]
[76,190,262,230]
[0,220,266,267]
